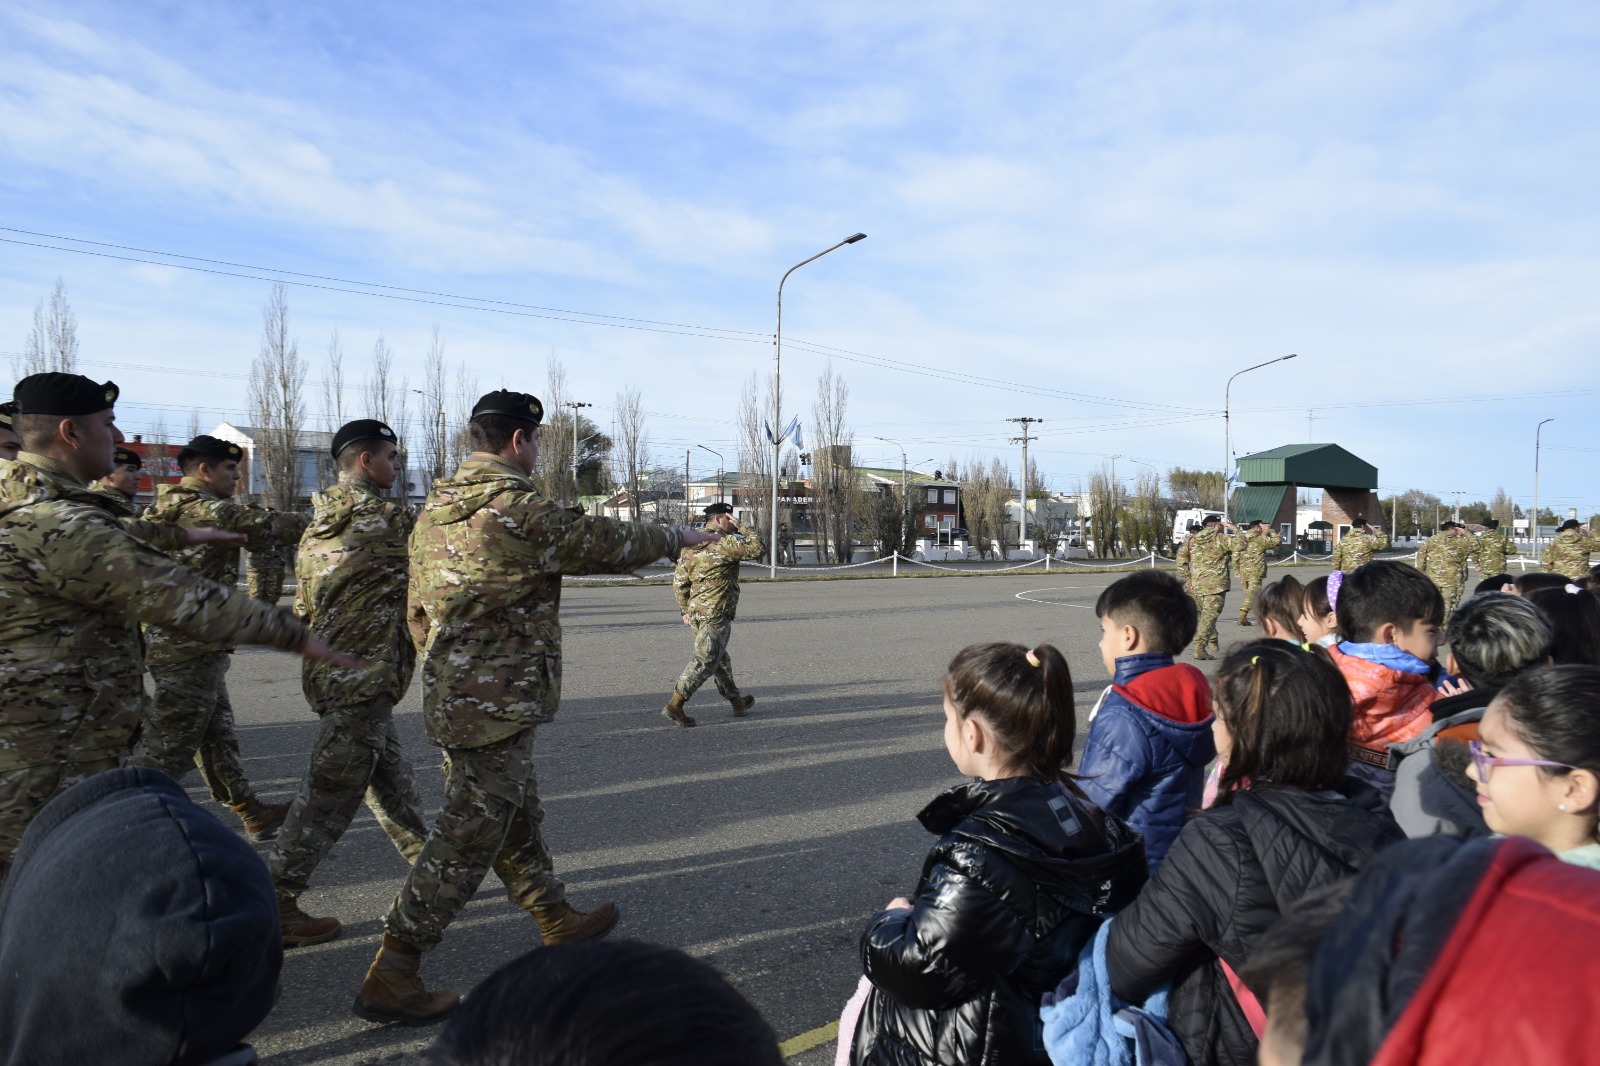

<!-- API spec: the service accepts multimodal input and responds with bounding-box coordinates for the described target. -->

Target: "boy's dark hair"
[1256,575,1304,636]
[1515,572,1570,595]
[1239,878,1358,1064]
[1302,575,1332,620]
[945,642,1075,780]
[1094,571,1197,655]
[1336,561,1444,643]
[468,414,533,454]
[1474,574,1515,596]
[1496,665,1600,777]
[428,940,783,1066]
[1525,588,1600,667]
[1445,594,1553,689]
[335,437,391,472]
[1211,641,1352,803]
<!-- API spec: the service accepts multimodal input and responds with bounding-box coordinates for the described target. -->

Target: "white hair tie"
[1568,584,1584,594]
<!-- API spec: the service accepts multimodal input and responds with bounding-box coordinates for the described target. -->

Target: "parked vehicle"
[1170,508,1222,550]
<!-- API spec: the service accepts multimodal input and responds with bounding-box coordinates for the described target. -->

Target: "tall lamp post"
[1223,354,1298,523]
[772,232,867,575]
[875,435,909,554]
[1535,418,1554,563]
[697,444,725,505]
[564,400,592,506]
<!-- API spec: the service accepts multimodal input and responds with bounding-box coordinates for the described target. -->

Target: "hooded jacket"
[1078,654,1216,871]
[1105,778,1405,1066]
[1328,643,1438,756]
[851,777,1148,1066]
[0,767,280,1065]
[1387,691,1493,840]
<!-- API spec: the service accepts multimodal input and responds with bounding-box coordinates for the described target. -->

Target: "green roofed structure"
[1231,443,1380,548]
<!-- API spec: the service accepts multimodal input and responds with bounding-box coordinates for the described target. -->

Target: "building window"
[924,514,937,527]
[943,489,957,504]
[927,487,939,503]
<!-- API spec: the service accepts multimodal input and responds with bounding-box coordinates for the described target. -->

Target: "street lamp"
[874,436,909,517]
[1223,354,1297,523]
[564,401,592,506]
[697,444,725,505]
[1535,418,1554,563]
[771,232,867,575]
[411,388,447,480]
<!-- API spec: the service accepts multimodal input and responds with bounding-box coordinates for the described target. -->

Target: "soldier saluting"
[1233,519,1281,627]
[662,501,765,727]
[1177,514,1236,661]
[1331,515,1388,573]
[353,389,719,1025]
[0,373,345,886]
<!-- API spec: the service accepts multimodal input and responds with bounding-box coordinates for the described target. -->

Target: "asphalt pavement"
[204,564,1329,1064]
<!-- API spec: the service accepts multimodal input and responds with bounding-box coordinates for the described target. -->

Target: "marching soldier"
[353,389,718,1025]
[0,373,341,886]
[89,445,144,517]
[247,524,291,604]
[1544,519,1600,581]
[1472,518,1519,577]
[663,502,765,727]
[0,401,18,461]
[270,420,430,946]
[1177,514,1236,660]
[1233,519,1281,626]
[133,435,311,841]
[1415,521,1474,619]
[1330,516,1388,573]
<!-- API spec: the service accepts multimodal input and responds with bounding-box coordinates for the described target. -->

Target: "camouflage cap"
[113,446,142,468]
[0,400,14,429]
[14,372,119,415]
[703,502,735,517]
[471,390,543,426]
[330,418,398,458]
[178,434,243,464]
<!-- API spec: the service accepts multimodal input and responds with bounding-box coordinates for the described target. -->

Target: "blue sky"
[2,1,1597,513]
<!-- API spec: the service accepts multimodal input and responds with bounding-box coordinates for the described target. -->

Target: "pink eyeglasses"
[1467,740,1578,782]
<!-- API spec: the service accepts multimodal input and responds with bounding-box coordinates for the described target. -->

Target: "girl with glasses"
[1469,665,1600,870]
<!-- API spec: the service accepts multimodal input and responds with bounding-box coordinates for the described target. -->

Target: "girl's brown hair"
[1256,575,1305,637]
[944,642,1075,780]
[1302,575,1333,620]
[1212,640,1352,803]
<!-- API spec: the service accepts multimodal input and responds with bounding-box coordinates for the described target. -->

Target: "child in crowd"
[1475,574,1515,596]
[1297,574,1339,647]
[1105,641,1405,1066]
[1079,571,1214,872]
[850,643,1148,1066]
[1253,575,1304,643]
[1389,593,1553,839]
[1525,586,1600,666]
[1514,572,1570,595]
[1327,561,1445,795]
[1470,665,1600,869]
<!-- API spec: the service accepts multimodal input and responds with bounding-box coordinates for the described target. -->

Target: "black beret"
[331,418,397,458]
[0,401,14,429]
[1440,521,1461,531]
[1484,518,1499,530]
[179,435,243,463]
[1560,519,1581,531]
[113,447,142,468]
[14,373,119,416]
[703,502,735,517]
[1201,514,1222,526]
[470,390,543,426]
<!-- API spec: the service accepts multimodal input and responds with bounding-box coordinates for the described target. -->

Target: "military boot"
[534,899,620,946]
[1194,647,1215,662]
[279,894,342,947]
[662,692,696,728]
[728,694,755,717]
[231,797,290,843]
[352,933,459,1025]
[1238,608,1253,626]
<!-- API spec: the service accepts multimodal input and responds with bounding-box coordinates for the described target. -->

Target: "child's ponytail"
[945,642,1075,780]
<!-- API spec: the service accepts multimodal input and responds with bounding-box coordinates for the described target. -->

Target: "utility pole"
[1307,408,1317,442]
[684,450,691,524]
[1007,417,1042,549]
[1453,491,1463,522]
[1534,418,1554,563]
[1107,454,1121,556]
[564,401,592,506]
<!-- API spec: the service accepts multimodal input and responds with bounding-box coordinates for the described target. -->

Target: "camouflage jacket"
[1177,526,1236,595]
[141,478,308,661]
[408,453,684,748]
[295,472,416,712]
[1544,528,1600,580]
[1472,530,1518,576]
[1330,528,1388,573]
[0,454,309,772]
[673,525,764,621]
[1232,527,1281,578]
[87,482,140,518]
[1415,531,1473,585]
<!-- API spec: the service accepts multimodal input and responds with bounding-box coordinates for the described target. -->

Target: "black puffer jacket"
[851,777,1148,1066]
[1105,778,1404,1066]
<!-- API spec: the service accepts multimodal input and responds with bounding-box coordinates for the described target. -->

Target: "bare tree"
[148,412,174,488]
[735,371,773,554]
[16,277,78,377]
[246,284,306,511]
[811,362,856,562]
[961,457,999,558]
[1088,465,1121,558]
[450,360,478,472]
[364,334,411,497]
[419,325,450,480]
[532,356,573,499]
[185,409,201,442]
[615,386,648,522]
[1167,467,1225,510]
[318,328,347,485]
[1489,486,1516,529]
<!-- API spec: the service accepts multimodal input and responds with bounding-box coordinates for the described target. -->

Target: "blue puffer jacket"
[1077,654,1216,872]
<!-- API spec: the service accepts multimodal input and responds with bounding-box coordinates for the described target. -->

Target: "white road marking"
[1015,586,1098,609]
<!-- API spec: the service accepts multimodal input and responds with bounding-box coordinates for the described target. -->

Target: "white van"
[1171,509,1222,551]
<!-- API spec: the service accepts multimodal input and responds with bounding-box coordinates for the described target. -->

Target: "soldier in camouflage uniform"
[1232,519,1281,626]
[133,435,310,841]
[1472,518,1519,578]
[270,420,430,947]
[246,508,290,603]
[1544,519,1600,580]
[0,374,336,887]
[1177,515,1237,660]
[353,390,718,1025]
[663,502,765,727]
[88,445,144,517]
[0,401,20,461]
[1414,521,1475,620]
[1330,516,1388,573]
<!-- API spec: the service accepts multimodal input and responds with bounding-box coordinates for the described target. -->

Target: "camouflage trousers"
[674,617,743,701]
[1238,570,1266,620]
[1438,581,1466,625]
[133,651,255,807]
[270,698,429,900]
[1193,593,1225,654]
[384,726,564,951]
[0,756,120,889]
[248,548,288,605]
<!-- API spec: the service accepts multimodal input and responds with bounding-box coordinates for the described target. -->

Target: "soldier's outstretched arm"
[121,520,248,553]
[522,507,689,576]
